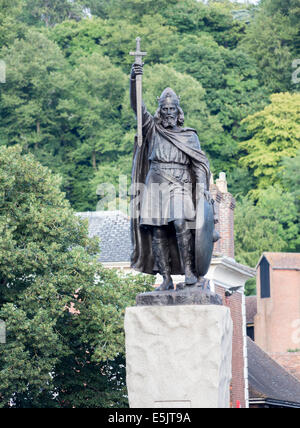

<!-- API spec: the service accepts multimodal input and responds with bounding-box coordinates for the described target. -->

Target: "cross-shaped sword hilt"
[129,37,147,65]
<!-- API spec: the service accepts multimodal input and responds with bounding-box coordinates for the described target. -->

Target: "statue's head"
[154,88,184,128]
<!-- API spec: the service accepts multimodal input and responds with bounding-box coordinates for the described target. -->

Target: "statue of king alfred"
[129,49,219,292]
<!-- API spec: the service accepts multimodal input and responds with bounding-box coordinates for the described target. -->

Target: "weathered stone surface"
[136,287,223,306]
[125,305,233,408]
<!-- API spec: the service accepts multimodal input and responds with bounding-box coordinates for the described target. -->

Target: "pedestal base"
[136,287,222,306]
[125,304,233,408]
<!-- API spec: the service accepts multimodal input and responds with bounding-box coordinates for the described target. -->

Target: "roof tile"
[76,211,131,263]
[248,337,300,404]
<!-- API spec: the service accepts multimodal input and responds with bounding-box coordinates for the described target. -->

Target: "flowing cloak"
[130,112,211,275]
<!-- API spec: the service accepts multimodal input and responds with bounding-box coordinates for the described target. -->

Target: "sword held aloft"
[129,37,147,147]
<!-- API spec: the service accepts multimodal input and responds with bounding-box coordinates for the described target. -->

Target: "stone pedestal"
[125,291,233,408]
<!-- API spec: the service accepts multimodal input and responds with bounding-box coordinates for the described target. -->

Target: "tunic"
[139,105,207,226]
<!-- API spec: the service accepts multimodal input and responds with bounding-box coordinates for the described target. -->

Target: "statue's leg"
[152,226,174,291]
[173,219,198,286]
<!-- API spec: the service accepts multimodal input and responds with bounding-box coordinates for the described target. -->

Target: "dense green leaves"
[51,14,179,69]
[56,52,127,208]
[84,0,178,21]
[170,32,267,170]
[22,0,84,27]
[239,93,300,193]
[161,0,246,48]
[235,91,300,289]
[236,185,299,265]
[0,146,152,407]
[0,31,67,151]
[240,0,299,93]
[281,150,300,208]
[0,0,27,47]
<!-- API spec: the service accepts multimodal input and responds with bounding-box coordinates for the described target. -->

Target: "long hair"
[154,106,184,126]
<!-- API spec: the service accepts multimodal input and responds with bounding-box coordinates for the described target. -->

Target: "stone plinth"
[136,288,223,306]
[125,301,233,408]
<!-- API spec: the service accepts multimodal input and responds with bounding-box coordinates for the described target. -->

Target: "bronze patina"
[129,40,219,291]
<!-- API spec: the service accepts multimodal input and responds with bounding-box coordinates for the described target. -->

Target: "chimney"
[210,172,235,259]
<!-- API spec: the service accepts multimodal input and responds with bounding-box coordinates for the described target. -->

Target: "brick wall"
[255,266,300,353]
[210,173,235,259]
[211,173,245,408]
[216,285,246,408]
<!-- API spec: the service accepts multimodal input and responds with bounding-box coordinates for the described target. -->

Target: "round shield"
[195,196,214,277]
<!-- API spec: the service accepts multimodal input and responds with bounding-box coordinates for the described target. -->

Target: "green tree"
[226,167,255,199]
[0,0,26,47]
[281,150,300,209]
[0,145,152,407]
[162,0,246,48]
[239,92,300,193]
[56,52,127,210]
[235,186,299,270]
[235,197,285,269]
[22,0,84,27]
[50,15,179,70]
[60,52,127,170]
[240,1,299,92]
[0,30,68,154]
[261,0,300,30]
[0,30,87,208]
[84,0,178,21]
[170,32,267,172]
[49,17,109,62]
[257,186,300,252]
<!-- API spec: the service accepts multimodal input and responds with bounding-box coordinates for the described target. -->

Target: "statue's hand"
[131,62,144,78]
[204,190,212,203]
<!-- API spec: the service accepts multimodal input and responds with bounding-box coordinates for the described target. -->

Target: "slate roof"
[245,296,257,324]
[256,252,300,270]
[247,337,300,406]
[76,211,131,263]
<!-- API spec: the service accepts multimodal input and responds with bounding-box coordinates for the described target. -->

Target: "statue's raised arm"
[129,38,147,147]
[130,63,143,115]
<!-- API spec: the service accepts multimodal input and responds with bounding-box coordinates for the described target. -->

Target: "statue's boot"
[152,236,174,291]
[176,229,198,286]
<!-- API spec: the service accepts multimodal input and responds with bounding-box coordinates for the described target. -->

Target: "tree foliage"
[22,0,84,27]
[170,32,267,171]
[0,145,152,407]
[281,150,300,208]
[51,15,179,69]
[240,0,299,93]
[239,93,300,192]
[56,52,127,209]
[234,187,299,269]
[0,0,27,47]
[162,0,246,48]
[0,31,67,151]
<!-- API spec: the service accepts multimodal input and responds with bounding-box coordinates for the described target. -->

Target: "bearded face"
[160,101,179,128]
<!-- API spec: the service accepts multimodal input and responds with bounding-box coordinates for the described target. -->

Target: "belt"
[150,161,189,170]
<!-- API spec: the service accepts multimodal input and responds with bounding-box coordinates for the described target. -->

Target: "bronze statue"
[129,39,219,291]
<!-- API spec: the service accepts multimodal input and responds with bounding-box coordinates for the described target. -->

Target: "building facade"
[254,253,300,354]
